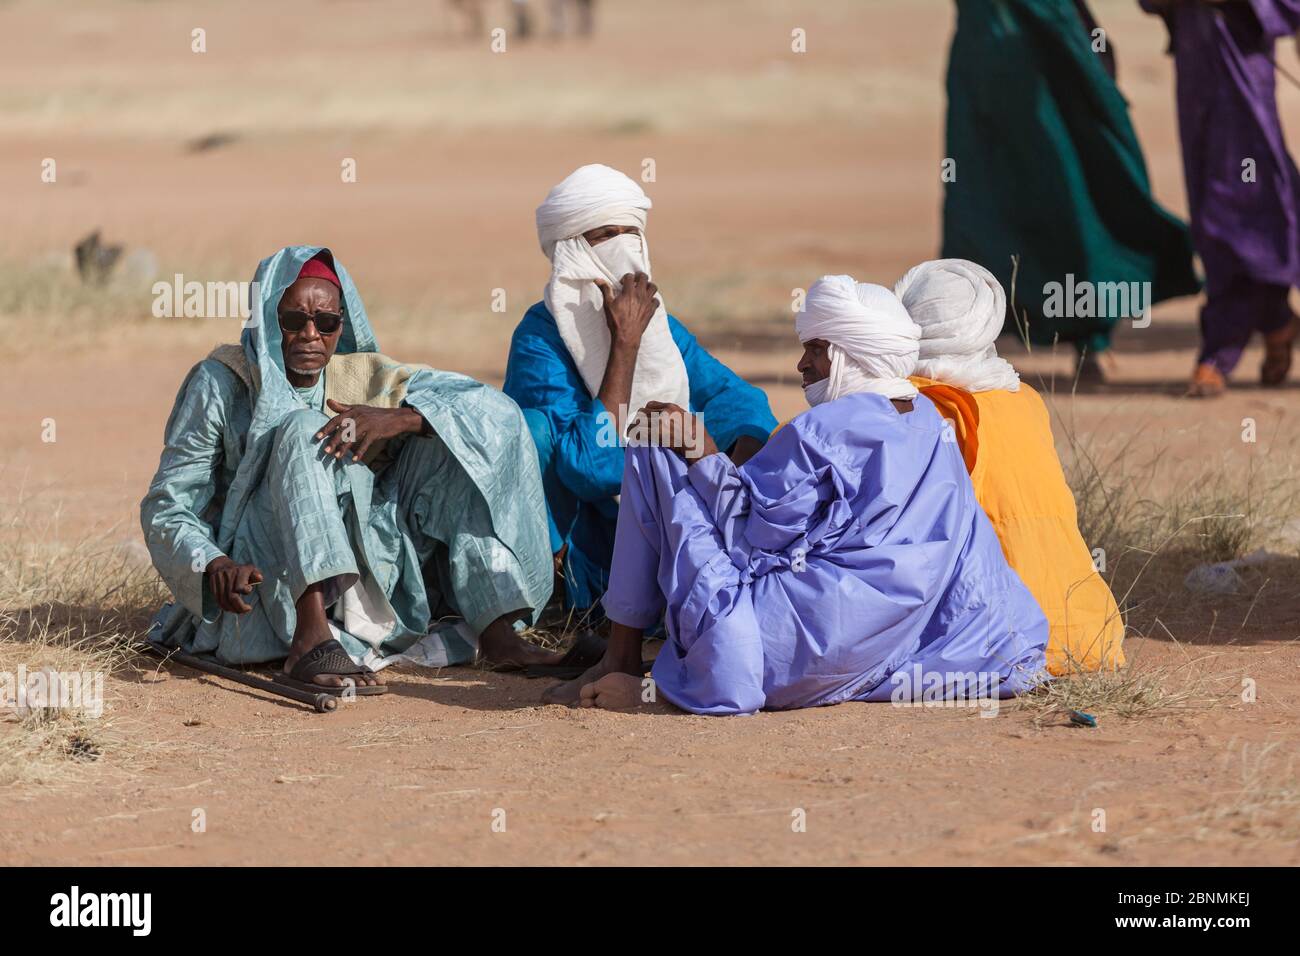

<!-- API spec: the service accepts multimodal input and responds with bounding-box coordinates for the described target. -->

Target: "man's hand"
[595,272,660,351]
[633,401,718,464]
[594,272,661,436]
[205,556,264,614]
[316,400,426,463]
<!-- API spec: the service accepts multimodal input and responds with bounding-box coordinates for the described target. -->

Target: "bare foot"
[577,672,654,711]
[542,649,640,706]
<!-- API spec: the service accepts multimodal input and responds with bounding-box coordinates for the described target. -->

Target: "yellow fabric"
[911,376,1125,674]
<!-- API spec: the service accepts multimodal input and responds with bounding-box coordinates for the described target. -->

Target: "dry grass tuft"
[1015,642,1234,725]
[0,631,143,788]
[1018,410,1298,724]
[0,257,153,326]
[0,491,165,787]
[1195,742,1300,841]
[497,603,607,668]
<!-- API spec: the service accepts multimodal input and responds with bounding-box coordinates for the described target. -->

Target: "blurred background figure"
[446,0,485,39]
[1142,0,1300,397]
[941,0,1200,385]
[447,0,595,43]
[513,0,534,40]
[550,0,595,37]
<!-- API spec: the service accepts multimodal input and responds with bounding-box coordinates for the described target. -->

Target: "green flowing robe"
[942,0,1200,353]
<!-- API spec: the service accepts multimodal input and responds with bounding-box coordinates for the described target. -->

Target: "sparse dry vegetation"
[0,490,164,786]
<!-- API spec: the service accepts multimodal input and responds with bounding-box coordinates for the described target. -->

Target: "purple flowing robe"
[1142,0,1300,374]
[602,394,1049,716]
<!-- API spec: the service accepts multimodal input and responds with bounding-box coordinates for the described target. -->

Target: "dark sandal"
[522,631,652,680]
[507,628,604,678]
[482,627,603,674]
[276,638,387,696]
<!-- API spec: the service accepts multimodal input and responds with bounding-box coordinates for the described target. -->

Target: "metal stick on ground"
[141,641,339,714]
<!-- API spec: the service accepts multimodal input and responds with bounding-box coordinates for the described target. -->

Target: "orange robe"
[911,377,1125,674]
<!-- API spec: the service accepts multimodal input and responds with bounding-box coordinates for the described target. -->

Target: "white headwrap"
[536,164,690,414]
[796,275,921,406]
[893,258,1020,393]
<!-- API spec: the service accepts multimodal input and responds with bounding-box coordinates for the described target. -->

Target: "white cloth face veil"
[537,165,690,416]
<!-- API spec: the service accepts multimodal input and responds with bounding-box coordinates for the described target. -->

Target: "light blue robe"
[141,246,552,666]
[603,394,1050,715]
[503,301,777,609]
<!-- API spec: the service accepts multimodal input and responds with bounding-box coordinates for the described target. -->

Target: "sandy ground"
[0,634,1294,867]
[1,0,1298,865]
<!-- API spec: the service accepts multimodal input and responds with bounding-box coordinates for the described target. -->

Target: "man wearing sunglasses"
[142,247,566,696]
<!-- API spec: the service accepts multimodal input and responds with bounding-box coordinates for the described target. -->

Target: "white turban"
[893,258,1020,393]
[796,275,921,406]
[536,164,689,414]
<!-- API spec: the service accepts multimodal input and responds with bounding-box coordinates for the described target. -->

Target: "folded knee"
[275,408,329,446]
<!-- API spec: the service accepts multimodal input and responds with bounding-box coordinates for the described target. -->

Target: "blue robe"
[603,394,1049,715]
[141,247,552,666]
[503,301,777,609]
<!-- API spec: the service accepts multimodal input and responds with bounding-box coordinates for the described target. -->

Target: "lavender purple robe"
[1143,0,1300,374]
[602,394,1049,715]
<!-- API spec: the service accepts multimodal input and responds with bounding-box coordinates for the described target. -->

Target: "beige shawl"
[208,345,429,467]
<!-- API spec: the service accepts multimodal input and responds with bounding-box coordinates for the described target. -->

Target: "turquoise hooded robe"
[141,246,552,666]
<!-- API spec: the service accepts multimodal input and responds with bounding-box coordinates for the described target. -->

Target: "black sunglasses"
[278,310,344,335]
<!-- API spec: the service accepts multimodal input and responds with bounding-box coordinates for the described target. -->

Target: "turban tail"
[797,275,921,405]
[894,258,1020,393]
[536,164,689,413]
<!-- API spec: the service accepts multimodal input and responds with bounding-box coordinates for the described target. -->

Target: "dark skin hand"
[205,556,264,614]
[582,225,764,466]
[634,403,760,466]
[594,270,660,435]
[316,399,427,463]
[582,225,661,436]
[797,337,914,413]
[634,401,718,465]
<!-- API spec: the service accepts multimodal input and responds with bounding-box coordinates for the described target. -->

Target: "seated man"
[142,246,562,694]
[503,164,777,611]
[895,258,1125,674]
[544,275,1049,713]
